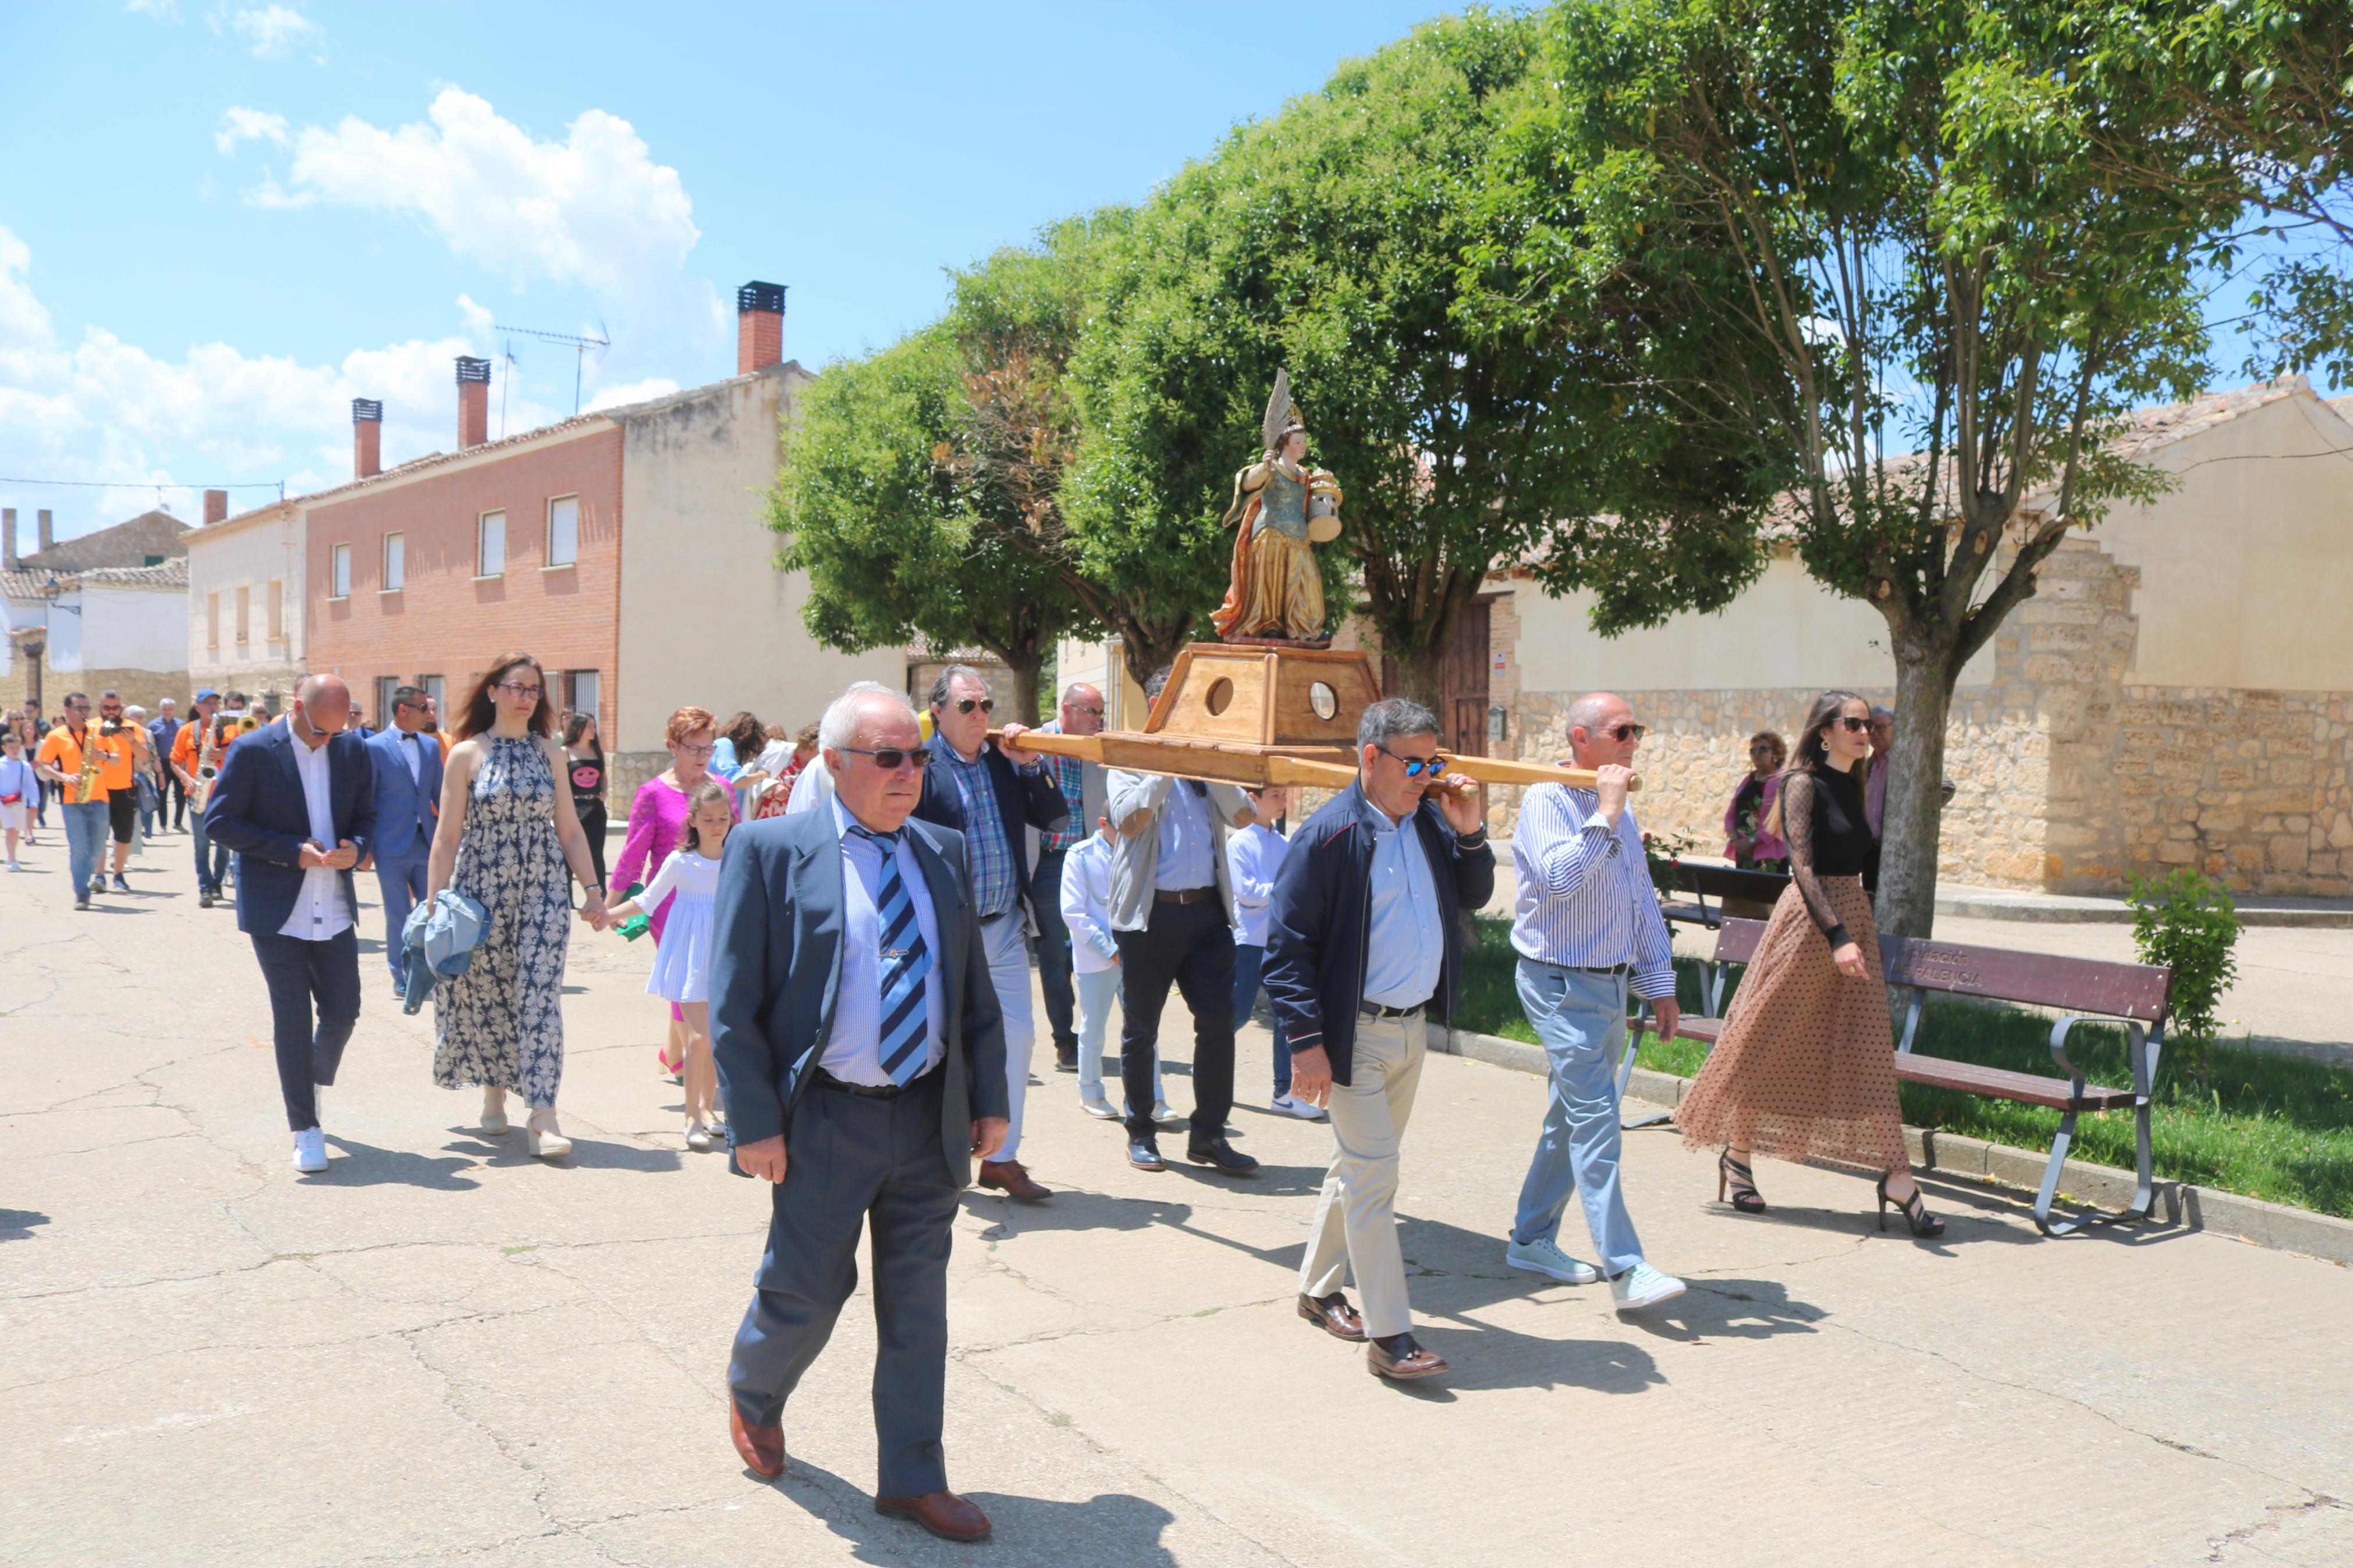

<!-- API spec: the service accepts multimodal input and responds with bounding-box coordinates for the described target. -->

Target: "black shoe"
[1186,1137,1259,1175]
[198,891,215,908]
[74,896,91,911]
[1055,1040,1078,1073]
[1127,1138,1165,1172]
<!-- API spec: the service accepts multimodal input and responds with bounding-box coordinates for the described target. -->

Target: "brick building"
[2,504,194,714]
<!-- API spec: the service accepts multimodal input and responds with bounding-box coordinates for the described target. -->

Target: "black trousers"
[168,771,189,828]
[1113,897,1236,1143]
[250,927,360,1131]
[729,1069,957,1498]
[574,798,608,893]
[1028,846,1077,1051]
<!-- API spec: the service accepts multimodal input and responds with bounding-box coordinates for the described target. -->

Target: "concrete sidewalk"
[4,830,2350,1567]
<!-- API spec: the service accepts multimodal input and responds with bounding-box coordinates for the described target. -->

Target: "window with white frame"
[383,532,406,592]
[477,511,506,578]
[546,496,579,568]
[420,674,444,709]
[331,543,352,599]
[564,669,599,724]
[377,675,400,724]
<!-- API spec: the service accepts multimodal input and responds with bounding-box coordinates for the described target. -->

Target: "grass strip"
[1453,917,2353,1221]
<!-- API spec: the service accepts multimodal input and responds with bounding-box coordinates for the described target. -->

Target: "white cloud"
[214,106,289,157]
[0,226,569,539]
[585,378,679,412]
[124,0,178,16]
[231,5,324,61]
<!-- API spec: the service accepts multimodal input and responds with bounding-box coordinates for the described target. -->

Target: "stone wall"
[1,658,192,719]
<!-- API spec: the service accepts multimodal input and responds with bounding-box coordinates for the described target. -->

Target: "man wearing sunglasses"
[1262,698,1493,1379]
[712,681,1008,1543]
[1103,666,1261,1176]
[1503,691,1685,1314]
[911,665,1069,1201]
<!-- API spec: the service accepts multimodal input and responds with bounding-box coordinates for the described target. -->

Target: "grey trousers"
[728,1069,959,1498]
[1299,1011,1427,1341]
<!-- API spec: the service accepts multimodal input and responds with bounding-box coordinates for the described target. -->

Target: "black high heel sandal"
[1717,1150,1766,1214]
[1876,1174,1945,1237]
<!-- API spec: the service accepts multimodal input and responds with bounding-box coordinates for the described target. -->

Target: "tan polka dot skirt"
[1677,876,1909,1172]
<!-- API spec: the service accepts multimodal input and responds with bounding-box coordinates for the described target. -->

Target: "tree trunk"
[1393,639,1447,720]
[1003,651,1044,730]
[1875,644,1958,940]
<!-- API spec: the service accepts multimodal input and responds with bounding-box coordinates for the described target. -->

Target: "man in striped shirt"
[1505,691,1687,1313]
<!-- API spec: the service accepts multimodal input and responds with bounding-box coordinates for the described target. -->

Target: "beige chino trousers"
[1298,1011,1425,1340]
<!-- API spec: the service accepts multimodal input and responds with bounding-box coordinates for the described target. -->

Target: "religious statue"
[1210,368,1343,644]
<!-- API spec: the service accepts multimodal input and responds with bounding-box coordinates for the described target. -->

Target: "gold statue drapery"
[1210,369,1343,643]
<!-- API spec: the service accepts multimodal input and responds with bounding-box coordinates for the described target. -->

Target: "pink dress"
[613,776,739,1023]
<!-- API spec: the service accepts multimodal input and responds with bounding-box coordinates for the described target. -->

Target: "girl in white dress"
[605,781,732,1149]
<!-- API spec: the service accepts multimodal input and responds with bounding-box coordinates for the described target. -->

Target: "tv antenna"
[491,322,612,416]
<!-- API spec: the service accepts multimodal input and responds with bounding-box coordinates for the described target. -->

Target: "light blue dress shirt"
[1225,822,1290,948]
[819,797,946,1086]
[1361,799,1443,1009]
[1509,783,1676,1000]
[1154,780,1218,891]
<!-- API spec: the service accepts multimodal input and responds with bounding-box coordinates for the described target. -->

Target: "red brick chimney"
[353,397,384,478]
[736,281,787,375]
[37,509,52,553]
[456,356,491,449]
[2,508,15,569]
[203,489,229,526]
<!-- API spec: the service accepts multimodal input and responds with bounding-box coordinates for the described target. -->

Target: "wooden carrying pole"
[1002,730,1636,794]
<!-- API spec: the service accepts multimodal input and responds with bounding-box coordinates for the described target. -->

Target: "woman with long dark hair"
[563,710,608,897]
[427,653,608,1159]
[1675,690,1943,1236]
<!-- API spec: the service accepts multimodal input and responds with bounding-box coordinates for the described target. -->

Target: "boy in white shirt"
[1061,813,1167,1122]
[1229,786,1320,1119]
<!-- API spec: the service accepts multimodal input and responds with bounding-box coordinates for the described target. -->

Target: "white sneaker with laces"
[1610,1261,1687,1312]
[1079,1094,1120,1120]
[292,1126,328,1174]
[1152,1101,1179,1125]
[1504,1236,1602,1285]
[1272,1094,1326,1121]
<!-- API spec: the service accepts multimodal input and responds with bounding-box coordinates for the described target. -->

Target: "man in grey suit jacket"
[711,681,1008,1545]
[363,685,443,995]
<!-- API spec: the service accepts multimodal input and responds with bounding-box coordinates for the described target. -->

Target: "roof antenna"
[492,322,613,415]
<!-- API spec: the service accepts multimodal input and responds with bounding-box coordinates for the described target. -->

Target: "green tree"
[771,328,1080,720]
[1482,0,2240,936]
[1069,9,1772,714]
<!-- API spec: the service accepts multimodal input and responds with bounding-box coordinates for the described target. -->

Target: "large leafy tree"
[1482,0,2241,936]
[771,326,1080,720]
[1069,8,1772,716]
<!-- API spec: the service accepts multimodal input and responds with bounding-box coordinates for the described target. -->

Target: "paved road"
[5,828,2350,1566]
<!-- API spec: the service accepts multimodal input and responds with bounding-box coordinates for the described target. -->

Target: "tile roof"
[1,559,187,598]
[17,509,191,571]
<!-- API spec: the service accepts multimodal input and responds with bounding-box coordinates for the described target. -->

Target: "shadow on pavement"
[439,1128,684,1175]
[773,1455,1181,1567]
[0,1208,51,1242]
[313,1136,482,1189]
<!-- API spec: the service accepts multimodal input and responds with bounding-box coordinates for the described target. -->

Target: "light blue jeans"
[1074,965,1162,1111]
[1510,959,1646,1277]
[61,801,108,902]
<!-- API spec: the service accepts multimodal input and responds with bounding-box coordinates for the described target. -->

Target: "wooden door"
[1379,597,1492,755]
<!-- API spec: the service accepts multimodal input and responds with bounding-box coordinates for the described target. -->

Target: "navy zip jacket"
[1264,781,1496,1087]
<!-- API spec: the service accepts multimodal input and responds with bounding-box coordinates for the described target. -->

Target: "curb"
[1438,1026,2353,1267]
[1935,893,2353,929]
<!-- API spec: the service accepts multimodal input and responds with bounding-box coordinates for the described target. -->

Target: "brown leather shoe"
[978,1158,1049,1201]
[1298,1290,1367,1342]
[729,1403,785,1478]
[875,1489,992,1542]
[1366,1333,1449,1381]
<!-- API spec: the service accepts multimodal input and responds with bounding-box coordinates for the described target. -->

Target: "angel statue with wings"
[1210,369,1343,644]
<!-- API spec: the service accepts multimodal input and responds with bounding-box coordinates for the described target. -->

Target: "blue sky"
[0,2,2333,546]
[1,1,1447,541]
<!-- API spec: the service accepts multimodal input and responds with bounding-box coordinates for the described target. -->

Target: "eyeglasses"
[1602,723,1646,743]
[947,697,993,716]
[840,745,933,771]
[676,742,717,758]
[1375,745,1450,778]
[496,681,543,700]
[1834,716,1870,734]
[1066,705,1103,719]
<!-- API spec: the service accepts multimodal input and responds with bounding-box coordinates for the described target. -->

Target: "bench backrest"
[1679,863,1792,904]
[1707,918,2171,1025]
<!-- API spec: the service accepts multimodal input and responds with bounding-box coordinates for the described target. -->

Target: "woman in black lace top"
[1675,691,1943,1236]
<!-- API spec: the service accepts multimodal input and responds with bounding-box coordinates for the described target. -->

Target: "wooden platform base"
[1143,643,1380,751]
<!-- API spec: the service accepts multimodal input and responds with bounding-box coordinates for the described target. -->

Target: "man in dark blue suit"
[364,684,444,997]
[205,673,376,1176]
[911,663,1064,1200]
[712,681,1007,1545]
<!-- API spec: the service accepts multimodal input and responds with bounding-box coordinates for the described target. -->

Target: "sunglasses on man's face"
[948,697,993,716]
[1376,745,1450,778]
[1599,723,1645,743]
[841,745,933,772]
[1834,716,1870,733]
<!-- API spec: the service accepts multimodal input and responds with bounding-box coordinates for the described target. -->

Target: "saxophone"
[77,727,103,805]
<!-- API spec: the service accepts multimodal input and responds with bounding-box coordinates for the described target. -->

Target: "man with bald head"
[1032,680,1109,1075]
[205,672,377,1175]
[1502,691,1685,1313]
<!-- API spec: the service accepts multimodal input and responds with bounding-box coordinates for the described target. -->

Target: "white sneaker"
[1152,1101,1179,1125]
[1272,1094,1326,1121]
[1610,1261,1687,1313]
[1079,1094,1120,1120]
[292,1126,328,1174]
[685,1120,713,1152]
[1504,1236,1602,1285]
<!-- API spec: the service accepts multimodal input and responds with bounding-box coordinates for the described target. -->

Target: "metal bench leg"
[2035,1017,2159,1235]
[1617,1024,1674,1130]
[2032,1110,2081,1236]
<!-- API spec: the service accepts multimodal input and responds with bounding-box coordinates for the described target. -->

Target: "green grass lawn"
[1453,917,2353,1220]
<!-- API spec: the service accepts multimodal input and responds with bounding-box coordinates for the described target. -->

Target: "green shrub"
[2127,869,2241,1094]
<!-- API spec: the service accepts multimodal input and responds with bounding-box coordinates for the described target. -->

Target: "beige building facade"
[1463,378,2353,897]
[182,499,308,709]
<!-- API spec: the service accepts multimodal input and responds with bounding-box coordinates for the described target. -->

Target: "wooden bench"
[1653,861,1792,931]
[1624,918,2173,1235]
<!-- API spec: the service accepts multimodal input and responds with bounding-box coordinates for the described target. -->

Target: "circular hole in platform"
[1309,681,1337,721]
[1203,677,1235,716]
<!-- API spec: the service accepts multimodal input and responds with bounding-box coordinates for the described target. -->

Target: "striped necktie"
[847,823,932,1086]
